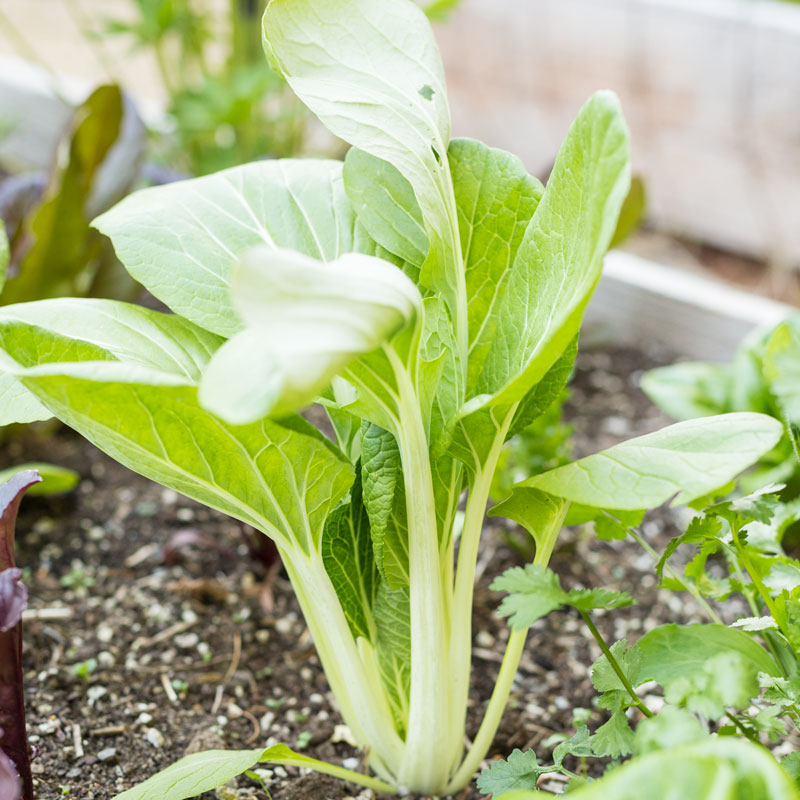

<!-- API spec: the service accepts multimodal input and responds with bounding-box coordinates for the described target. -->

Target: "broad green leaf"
[1,86,125,306]
[609,174,647,248]
[489,488,569,562]
[263,0,463,327]
[321,471,378,642]
[361,424,409,589]
[471,92,630,409]
[523,413,782,510]
[0,463,78,496]
[93,159,377,338]
[563,738,800,800]
[0,373,51,426]
[641,362,731,421]
[343,148,428,273]
[199,247,421,422]
[663,651,760,719]
[112,743,394,800]
[636,624,779,687]
[112,749,266,800]
[476,749,552,796]
[0,300,354,553]
[507,336,577,439]
[448,138,543,392]
[451,93,629,469]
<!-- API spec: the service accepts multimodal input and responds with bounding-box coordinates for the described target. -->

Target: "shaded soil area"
[7,346,701,800]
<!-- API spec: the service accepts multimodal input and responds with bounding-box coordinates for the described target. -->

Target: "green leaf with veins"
[636,624,779,687]
[448,137,543,392]
[592,639,641,694]
[343,148,428,274]
[0,372,52,426]
[93,159,382,338]
[522,413,783,510]
[489,488,569,561]
[0,300,354,553]
[591,709,634,759]
[361,423,409,589]
[322,470,378,642]
[452,93,629,466]
[263,0,462,327]
[664,651,759,719]
[476,749,553,796]
[492,564,633,631]
[472,92,629,407]
[506,337,577,440]
[111,743,394,800]
[374,583,411,737]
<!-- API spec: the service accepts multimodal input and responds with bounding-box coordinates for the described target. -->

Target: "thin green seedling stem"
[445,507,567,794]
[449,406,517,760]
[444,627,529,795]
[729,524,785,636]
[725,712,758,743]
[624,524,723,625]
[265,753,398,795]
[578,610,654,718]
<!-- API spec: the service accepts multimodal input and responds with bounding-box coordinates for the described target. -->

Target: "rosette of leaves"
[0,0,784,796]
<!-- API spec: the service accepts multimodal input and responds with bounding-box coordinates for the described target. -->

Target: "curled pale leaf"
[200,247,421,423]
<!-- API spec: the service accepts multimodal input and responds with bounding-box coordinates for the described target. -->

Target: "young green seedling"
[0,0,784,795]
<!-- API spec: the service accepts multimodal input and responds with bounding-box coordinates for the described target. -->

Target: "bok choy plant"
[0,0,784,795]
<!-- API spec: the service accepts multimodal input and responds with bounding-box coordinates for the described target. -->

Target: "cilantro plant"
[482,481,800,798]
[0,0,785,795]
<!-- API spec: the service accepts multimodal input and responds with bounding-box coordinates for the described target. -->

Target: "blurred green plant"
[101,0,309,175]
[642,316,800,495]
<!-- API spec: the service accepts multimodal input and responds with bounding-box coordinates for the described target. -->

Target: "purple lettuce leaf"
[0,469,41,800]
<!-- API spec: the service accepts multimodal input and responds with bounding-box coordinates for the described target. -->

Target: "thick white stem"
[391,360,452,793]
[282,549,404,780]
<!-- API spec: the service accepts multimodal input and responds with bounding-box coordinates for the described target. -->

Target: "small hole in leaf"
[431,144,441,164]
[418,84,435,101]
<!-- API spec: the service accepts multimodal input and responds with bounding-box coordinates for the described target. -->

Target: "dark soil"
[7,345,701,800]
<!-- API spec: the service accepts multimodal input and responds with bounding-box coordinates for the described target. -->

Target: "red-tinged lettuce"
[0,470,42,800]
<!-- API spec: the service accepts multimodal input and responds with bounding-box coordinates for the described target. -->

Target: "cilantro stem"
[624,524,723,625]
[578,610,654,719]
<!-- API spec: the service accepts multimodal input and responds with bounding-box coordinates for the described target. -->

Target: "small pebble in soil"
[144,728,165,748]
[97,747,117,763]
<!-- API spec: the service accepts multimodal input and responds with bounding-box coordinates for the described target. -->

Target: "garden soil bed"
[7,344,707,800]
